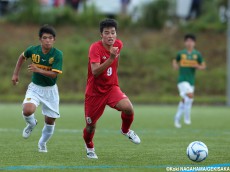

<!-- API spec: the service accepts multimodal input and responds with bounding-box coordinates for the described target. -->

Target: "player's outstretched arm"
[91,47,119,77]
[172,59,179,70]
[12,53,26,85]
[28,64,58,78]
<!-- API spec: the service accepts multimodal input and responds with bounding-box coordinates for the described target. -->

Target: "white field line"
[0,128,82,133]
[1,128,230,136]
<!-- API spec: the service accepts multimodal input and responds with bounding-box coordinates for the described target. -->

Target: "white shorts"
[23,82,60,118]
[177,81,195,98]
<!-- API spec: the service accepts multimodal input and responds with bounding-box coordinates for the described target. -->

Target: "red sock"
[83,128,95,148]
[121,112,134,134]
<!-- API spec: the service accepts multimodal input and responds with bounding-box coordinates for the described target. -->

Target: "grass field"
[0,104,230,172]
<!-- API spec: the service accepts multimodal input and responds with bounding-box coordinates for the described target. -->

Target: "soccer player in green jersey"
[172,34,206,128]
[11,25,63,152]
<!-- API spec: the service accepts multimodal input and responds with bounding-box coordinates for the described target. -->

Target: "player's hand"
[172,59,179,70]
[28,63,40,73]
[12,74,19,85]
[173,64,179,70]
[193,64,203,70]
[194,65,200,69]
[110,47,119,59]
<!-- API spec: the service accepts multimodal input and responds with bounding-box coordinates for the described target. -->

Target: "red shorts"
[85,86,127,125]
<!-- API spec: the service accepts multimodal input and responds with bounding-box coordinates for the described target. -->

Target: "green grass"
[0,104,230,172]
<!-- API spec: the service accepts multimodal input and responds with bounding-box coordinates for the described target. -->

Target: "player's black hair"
[39,24,56,38]
[100,19,117,33]
[184,34,196,41]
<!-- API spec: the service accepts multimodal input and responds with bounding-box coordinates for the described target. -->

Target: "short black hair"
[100,19,117,33]
[39,24,56,38]
[184,34,196,41]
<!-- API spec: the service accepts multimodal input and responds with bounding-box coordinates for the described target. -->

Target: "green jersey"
[23,45,63,86]
[176,49,204,86]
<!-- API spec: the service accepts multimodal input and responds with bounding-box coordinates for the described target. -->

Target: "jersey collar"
[39,45,54,55]
[185,49,195,55]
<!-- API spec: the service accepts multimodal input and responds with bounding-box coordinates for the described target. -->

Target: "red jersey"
[85,39,123,96]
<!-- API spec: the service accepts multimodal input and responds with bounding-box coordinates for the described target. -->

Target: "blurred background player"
[172,34,206,128]
[83,19,141,159]
[121,0,131,15]
[11,25,63,152]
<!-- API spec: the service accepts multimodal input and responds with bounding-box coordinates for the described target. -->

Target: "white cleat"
[121,129,141,144]
[184,120,191,125]
[174,120,182,128]
[85,145,98,159]
[38,143,48,153]
[22,120,37,139]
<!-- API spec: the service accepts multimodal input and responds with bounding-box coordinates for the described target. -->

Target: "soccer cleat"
[38,143,48,153]
[121,129,141,144]
[174,120,182,128]
[22,120,37,139]
[85,145,98,159]
[184,119,191,125]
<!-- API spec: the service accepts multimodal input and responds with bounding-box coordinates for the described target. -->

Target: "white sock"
[175,101,184,122]
[184,97,194,122]
[38,123,55,145]
[22,113,36,126]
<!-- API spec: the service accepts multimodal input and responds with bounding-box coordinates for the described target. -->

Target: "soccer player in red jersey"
[83,19,141,159]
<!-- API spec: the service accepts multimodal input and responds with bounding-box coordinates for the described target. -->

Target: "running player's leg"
[83,95,106,159]
[174,98,185,128]
[23,103,37,126]
[174,100,184,126]
[22,103,38,138]
[38,85,60,153]
[184,92,194,124]
[108,86,140,144]
[22,84,40,138]
[115,98,134,133]
[38,116,56,153]
[174,82,194,128]
[83,124,98,159]
[174,82,187,128]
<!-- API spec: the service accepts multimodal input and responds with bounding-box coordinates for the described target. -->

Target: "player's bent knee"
[45,116,56,125]
[117,99,134,114]
[23,103,36,116]
[123,102,134,114]
[122,107,133,115]
[23,108,34,116]
[186,93,194,99]
[184,95,194,106]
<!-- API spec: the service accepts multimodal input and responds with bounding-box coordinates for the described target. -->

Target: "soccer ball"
[186,141,208,162]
